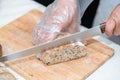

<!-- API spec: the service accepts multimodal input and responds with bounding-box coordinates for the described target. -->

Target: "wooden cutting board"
[0,10,114,80]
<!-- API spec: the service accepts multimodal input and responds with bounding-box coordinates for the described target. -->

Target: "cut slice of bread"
[0,72,16,80]
[0,64,16,80]
[38,42,87,65]
[37,34,87,65]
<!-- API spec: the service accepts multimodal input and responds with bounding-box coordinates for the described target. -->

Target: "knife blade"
[0,23,105,62]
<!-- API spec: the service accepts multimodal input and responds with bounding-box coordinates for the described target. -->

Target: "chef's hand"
[32,0,80,45]
[105,4,120,36]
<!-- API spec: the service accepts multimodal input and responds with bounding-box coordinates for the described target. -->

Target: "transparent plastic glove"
[32,0,80,45]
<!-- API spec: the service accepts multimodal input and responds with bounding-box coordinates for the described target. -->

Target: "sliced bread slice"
[0,72,16,80]
[39,43,87,65]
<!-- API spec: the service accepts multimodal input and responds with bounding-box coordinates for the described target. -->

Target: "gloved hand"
[32,0,80,45]
[105,4,120,36]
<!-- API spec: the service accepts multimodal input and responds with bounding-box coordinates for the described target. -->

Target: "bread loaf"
[0,44,2,57]
[38,42,87,65]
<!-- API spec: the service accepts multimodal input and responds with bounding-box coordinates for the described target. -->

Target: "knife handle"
[100,22,106,33]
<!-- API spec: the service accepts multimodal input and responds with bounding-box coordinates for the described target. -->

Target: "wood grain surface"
[0,10,114,80]
[0,10,43,55]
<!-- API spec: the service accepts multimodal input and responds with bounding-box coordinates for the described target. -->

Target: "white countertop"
[0,0,120,80]
[0,0,45,28]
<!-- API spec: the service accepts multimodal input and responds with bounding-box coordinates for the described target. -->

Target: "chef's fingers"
[105,4,120,36]
[105,18,116,36]
[112,4,120,36]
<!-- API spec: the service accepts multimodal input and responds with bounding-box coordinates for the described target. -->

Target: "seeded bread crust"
[41,43,87,65]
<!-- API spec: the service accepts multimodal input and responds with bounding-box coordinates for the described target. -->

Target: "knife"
[0,23,105,62]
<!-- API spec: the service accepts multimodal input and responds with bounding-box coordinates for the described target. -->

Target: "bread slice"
[36,34,87,65]
[38,42,87,65]
[0,64,16,80]
[0,72,16,80]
